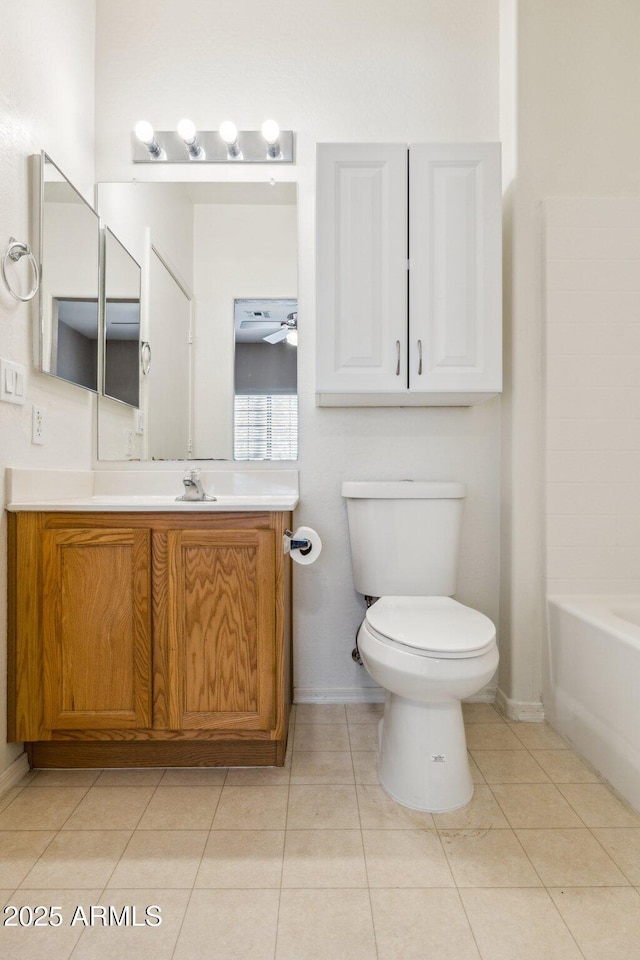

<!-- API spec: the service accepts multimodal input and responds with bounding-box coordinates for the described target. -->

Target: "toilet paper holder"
[284,528,312,556]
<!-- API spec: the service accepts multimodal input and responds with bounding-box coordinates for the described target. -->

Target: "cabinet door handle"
[395,340,401,376]
[417,339,423,376]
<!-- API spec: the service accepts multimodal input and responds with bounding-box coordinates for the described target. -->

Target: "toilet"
[342,480,498,813]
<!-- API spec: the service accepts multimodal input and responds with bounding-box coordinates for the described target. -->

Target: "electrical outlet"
[125,429,135,458]
[0,358,26,405]
[31,405,45,444]
[135,410,144,435]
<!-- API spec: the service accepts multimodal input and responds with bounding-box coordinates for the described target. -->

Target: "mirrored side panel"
[145,248,192,460]
[36,152,100,392]
[97,244,193,461]
[103,228,141,408]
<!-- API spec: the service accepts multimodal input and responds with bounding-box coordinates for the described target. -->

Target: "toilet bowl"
[357,596,498,812]
[342,481,499,814]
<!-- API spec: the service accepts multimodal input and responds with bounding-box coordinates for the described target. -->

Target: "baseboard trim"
[496,688,545,722]
[294,685,499,706]
[464,686,498,704]
[294,686,386,704]
[0,751,29,798]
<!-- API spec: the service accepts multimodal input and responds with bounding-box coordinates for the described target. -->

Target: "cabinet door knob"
[395,340,401,376]
[417,339,423,375]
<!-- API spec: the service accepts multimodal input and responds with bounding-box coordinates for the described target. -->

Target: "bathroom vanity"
[7,470,296,768]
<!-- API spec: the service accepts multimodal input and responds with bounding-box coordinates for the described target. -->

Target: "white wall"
[544,198,640,595]
[94,0,502,702]
[0,0,96,774]
[502,0,640,716]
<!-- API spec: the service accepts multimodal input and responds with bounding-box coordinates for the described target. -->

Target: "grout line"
[168,767,242,960]
[273,704,295,960]
[167,771,227,960]
[454,886,489,960]
[584,825,639,888]
[545,890,590,960]
[349,708,381,960]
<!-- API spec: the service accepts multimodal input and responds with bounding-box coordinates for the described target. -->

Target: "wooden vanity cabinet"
[8,510,292,768]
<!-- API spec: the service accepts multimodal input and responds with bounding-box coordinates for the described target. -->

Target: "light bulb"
[286,329,298,347]
[177,118,197,144]
[134,120,163,159]
[261,119,280,145]
[177,118,204,159]
[219,121,238,145]
[134,120,156,145]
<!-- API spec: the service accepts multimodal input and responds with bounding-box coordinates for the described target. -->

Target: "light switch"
[0,358,26,405]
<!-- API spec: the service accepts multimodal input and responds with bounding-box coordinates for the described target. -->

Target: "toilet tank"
[342,481,466,597]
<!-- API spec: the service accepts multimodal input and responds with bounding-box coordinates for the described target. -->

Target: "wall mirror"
[34,152,101,392]
[96,180,298,461]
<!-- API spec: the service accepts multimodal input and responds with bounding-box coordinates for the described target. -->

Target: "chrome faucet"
[176,469,216,502]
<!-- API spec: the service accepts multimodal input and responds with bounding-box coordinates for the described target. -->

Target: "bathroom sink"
[5,468,300,513]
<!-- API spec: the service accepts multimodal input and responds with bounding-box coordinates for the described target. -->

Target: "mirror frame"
[32,151,102,393]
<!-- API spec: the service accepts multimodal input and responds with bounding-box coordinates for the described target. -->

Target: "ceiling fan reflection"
[263,311,298,345]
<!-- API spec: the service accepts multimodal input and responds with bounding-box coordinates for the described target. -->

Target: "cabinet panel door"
[316,143,408,392]
[409,143,502,393]
[42,527,152,731]
[160,528,276,731]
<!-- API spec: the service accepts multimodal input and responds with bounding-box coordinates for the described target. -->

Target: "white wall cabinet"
[316,142,502,406]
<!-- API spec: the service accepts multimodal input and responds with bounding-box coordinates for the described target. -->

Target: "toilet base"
[377,694,473,813]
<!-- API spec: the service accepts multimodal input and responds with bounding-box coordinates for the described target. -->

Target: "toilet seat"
[365,596,496,659]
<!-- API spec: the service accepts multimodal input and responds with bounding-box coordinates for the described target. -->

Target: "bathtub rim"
[547,593,640,649]
[546,592,640,814]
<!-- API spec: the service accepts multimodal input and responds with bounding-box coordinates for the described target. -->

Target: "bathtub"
[546,595,640,811]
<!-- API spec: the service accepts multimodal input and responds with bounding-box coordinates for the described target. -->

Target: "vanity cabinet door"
[154,525,277,732]
[41,526,152,732]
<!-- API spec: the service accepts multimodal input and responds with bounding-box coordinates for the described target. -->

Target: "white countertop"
[6,469,299,513]
[6,495,298,512]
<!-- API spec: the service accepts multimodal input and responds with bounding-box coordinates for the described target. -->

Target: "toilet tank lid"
[341,481,466,499]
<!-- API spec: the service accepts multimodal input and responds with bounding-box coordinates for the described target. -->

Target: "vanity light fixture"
[131,121,294,163]
[219,120,242,159]
[134,120,165,159]
[177,118,205,159]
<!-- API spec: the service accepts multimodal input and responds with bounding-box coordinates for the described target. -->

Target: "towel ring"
[1,238,40,302]
[140,340,152,375]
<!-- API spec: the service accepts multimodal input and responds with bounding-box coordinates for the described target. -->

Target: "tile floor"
[0,703,639,959]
